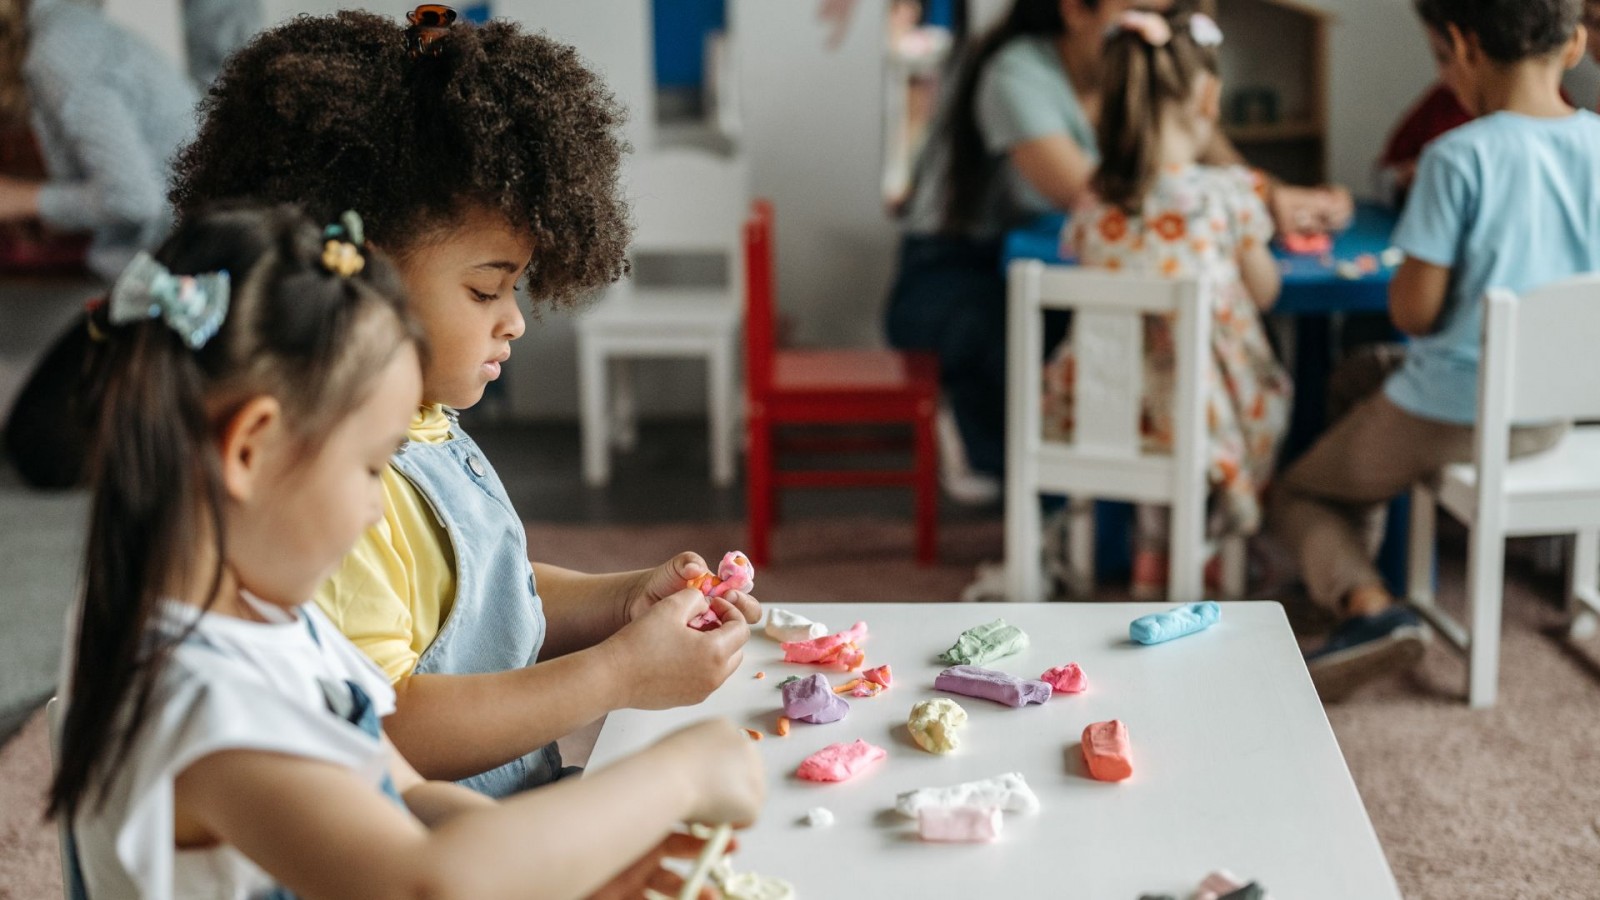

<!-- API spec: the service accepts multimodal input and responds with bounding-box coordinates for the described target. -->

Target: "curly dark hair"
[170,10,631,308]
[1415,0,1580,63]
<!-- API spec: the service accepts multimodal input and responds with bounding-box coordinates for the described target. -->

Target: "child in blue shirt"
[1273,0,1600,701]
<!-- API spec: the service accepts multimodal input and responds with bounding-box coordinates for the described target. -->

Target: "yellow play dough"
[908,698,968,754]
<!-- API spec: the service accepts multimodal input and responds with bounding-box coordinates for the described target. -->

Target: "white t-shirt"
[68,596,397,900]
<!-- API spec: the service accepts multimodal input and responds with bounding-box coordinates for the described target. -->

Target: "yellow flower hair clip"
[322,210,367,277]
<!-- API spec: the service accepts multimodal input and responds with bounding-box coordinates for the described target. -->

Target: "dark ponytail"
[938,0,1075,233]
[1091,12,1219,213]
[47,205,421,821]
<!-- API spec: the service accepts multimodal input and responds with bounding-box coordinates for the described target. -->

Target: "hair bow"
[1188,13,1224,48]
[1113,10,1172,47]
[107,252,231,350]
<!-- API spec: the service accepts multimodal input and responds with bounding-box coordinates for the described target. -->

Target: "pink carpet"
[4,517,1599,898]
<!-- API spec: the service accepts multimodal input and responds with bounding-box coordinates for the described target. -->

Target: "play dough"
[781,673,849,724]
[782,621,868,669]
[935,665,1051,707]
[895,772,1040,818]
[764,607,828,642]
[1081,719,1133,782]
[1129,601,1220,645]
[917,805,1002,843]
[1040,663,1088,694]
[907,698,968,754]
[796,740,886,782]
[939,618,1029,665]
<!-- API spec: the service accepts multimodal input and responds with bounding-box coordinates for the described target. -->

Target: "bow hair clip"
[107,253,231,350]
[1188,13,1224,47]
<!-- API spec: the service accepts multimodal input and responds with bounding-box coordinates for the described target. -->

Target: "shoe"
[1130,549,1168,601]
[960,560,1054,603]
[1128,549,1227,601]
[936,404,1000,505]
[1305,606,1427,702]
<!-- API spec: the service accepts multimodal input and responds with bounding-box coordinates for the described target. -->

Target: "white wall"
[733,0,893,348]
[101,0,187,69]
[1314,0,1437,198]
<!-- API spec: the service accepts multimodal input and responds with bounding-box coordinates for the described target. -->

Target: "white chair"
[45,697,90,900]
[1004,260,1245,604]
[576,149,749,486]
[1406,277,1600,708]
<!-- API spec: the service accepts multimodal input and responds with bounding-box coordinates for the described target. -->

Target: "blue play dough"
[1129,601,1221,645]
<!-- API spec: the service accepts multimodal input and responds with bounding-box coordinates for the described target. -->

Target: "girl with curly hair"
[168,8,762,802]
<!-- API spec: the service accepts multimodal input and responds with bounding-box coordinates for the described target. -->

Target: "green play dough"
[939,618,1029,665]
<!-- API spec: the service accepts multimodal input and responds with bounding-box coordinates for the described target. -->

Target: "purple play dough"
[934,665,1052,708]
[782,673,851,724]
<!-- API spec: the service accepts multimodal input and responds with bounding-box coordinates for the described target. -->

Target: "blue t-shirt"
[1387,110,1600,424]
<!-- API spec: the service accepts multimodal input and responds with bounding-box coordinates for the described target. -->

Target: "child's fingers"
[722,590,762,624]
[668,550,709,582]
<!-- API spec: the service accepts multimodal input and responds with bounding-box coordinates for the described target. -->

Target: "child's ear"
[1447,23,1479,67]
[218,395,284,503]
[1562,24,1587,71]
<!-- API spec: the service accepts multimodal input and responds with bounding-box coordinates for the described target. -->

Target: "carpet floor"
[3,517,1599,899]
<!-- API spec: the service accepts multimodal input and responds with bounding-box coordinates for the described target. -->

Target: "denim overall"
[390,409,561,797]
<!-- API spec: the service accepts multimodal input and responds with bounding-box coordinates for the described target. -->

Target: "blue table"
[1001,202,1396,316]
[1004,203,1413,593]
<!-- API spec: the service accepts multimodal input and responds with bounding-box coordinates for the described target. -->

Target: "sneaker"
[1130,549,1168,601]
[936,405,1000,505]
[1128,549,1227,601]
[1305,606,1427,702]
[959,560,1054,603]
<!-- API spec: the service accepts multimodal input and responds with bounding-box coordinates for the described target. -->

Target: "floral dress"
[1045,164,1292,537]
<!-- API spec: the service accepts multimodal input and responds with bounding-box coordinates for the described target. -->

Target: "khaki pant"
[1270,345,1567,613]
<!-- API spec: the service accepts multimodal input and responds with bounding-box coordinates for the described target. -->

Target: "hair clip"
[1111,10,1173,47]
[405,4,458,58]
[107,253,231,350]
[1189,13,1224,48]
[322,210,367,277]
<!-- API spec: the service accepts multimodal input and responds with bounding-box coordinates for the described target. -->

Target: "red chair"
[743,199,940,565]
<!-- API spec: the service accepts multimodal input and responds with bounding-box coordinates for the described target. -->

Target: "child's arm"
[534,553,761,659]
[386,591,749,782]
[174,718,764,900]
[1237,240,1282,311]
[387,735,494,827]
[1010,135,1098,210]
[1388,256,1452,336]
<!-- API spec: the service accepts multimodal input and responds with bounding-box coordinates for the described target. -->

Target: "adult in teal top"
[1386,109,1600,424]
[885,0,1350,494]
[899,29,1099,242]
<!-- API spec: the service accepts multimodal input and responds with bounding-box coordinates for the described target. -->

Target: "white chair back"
[1483,276,1600,426]
[626,149,751,256]
[1005,261,1211,602]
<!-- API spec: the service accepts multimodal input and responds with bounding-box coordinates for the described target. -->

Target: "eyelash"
[471,289,499,303]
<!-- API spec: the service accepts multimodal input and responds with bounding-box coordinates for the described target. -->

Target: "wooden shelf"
[1224,120,1325,144]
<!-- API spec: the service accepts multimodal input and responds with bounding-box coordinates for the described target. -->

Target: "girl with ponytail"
[1050,9,1292,599]
[48,205,764,900]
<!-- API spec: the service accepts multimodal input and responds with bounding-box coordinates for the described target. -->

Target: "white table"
[588,602,1400,899]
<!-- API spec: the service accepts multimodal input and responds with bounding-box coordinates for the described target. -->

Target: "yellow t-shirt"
[315,405,457,683]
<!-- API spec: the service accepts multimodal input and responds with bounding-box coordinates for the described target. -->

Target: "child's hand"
[607,589,750,709]
[658,718,766,827]
[625,552,762,625]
